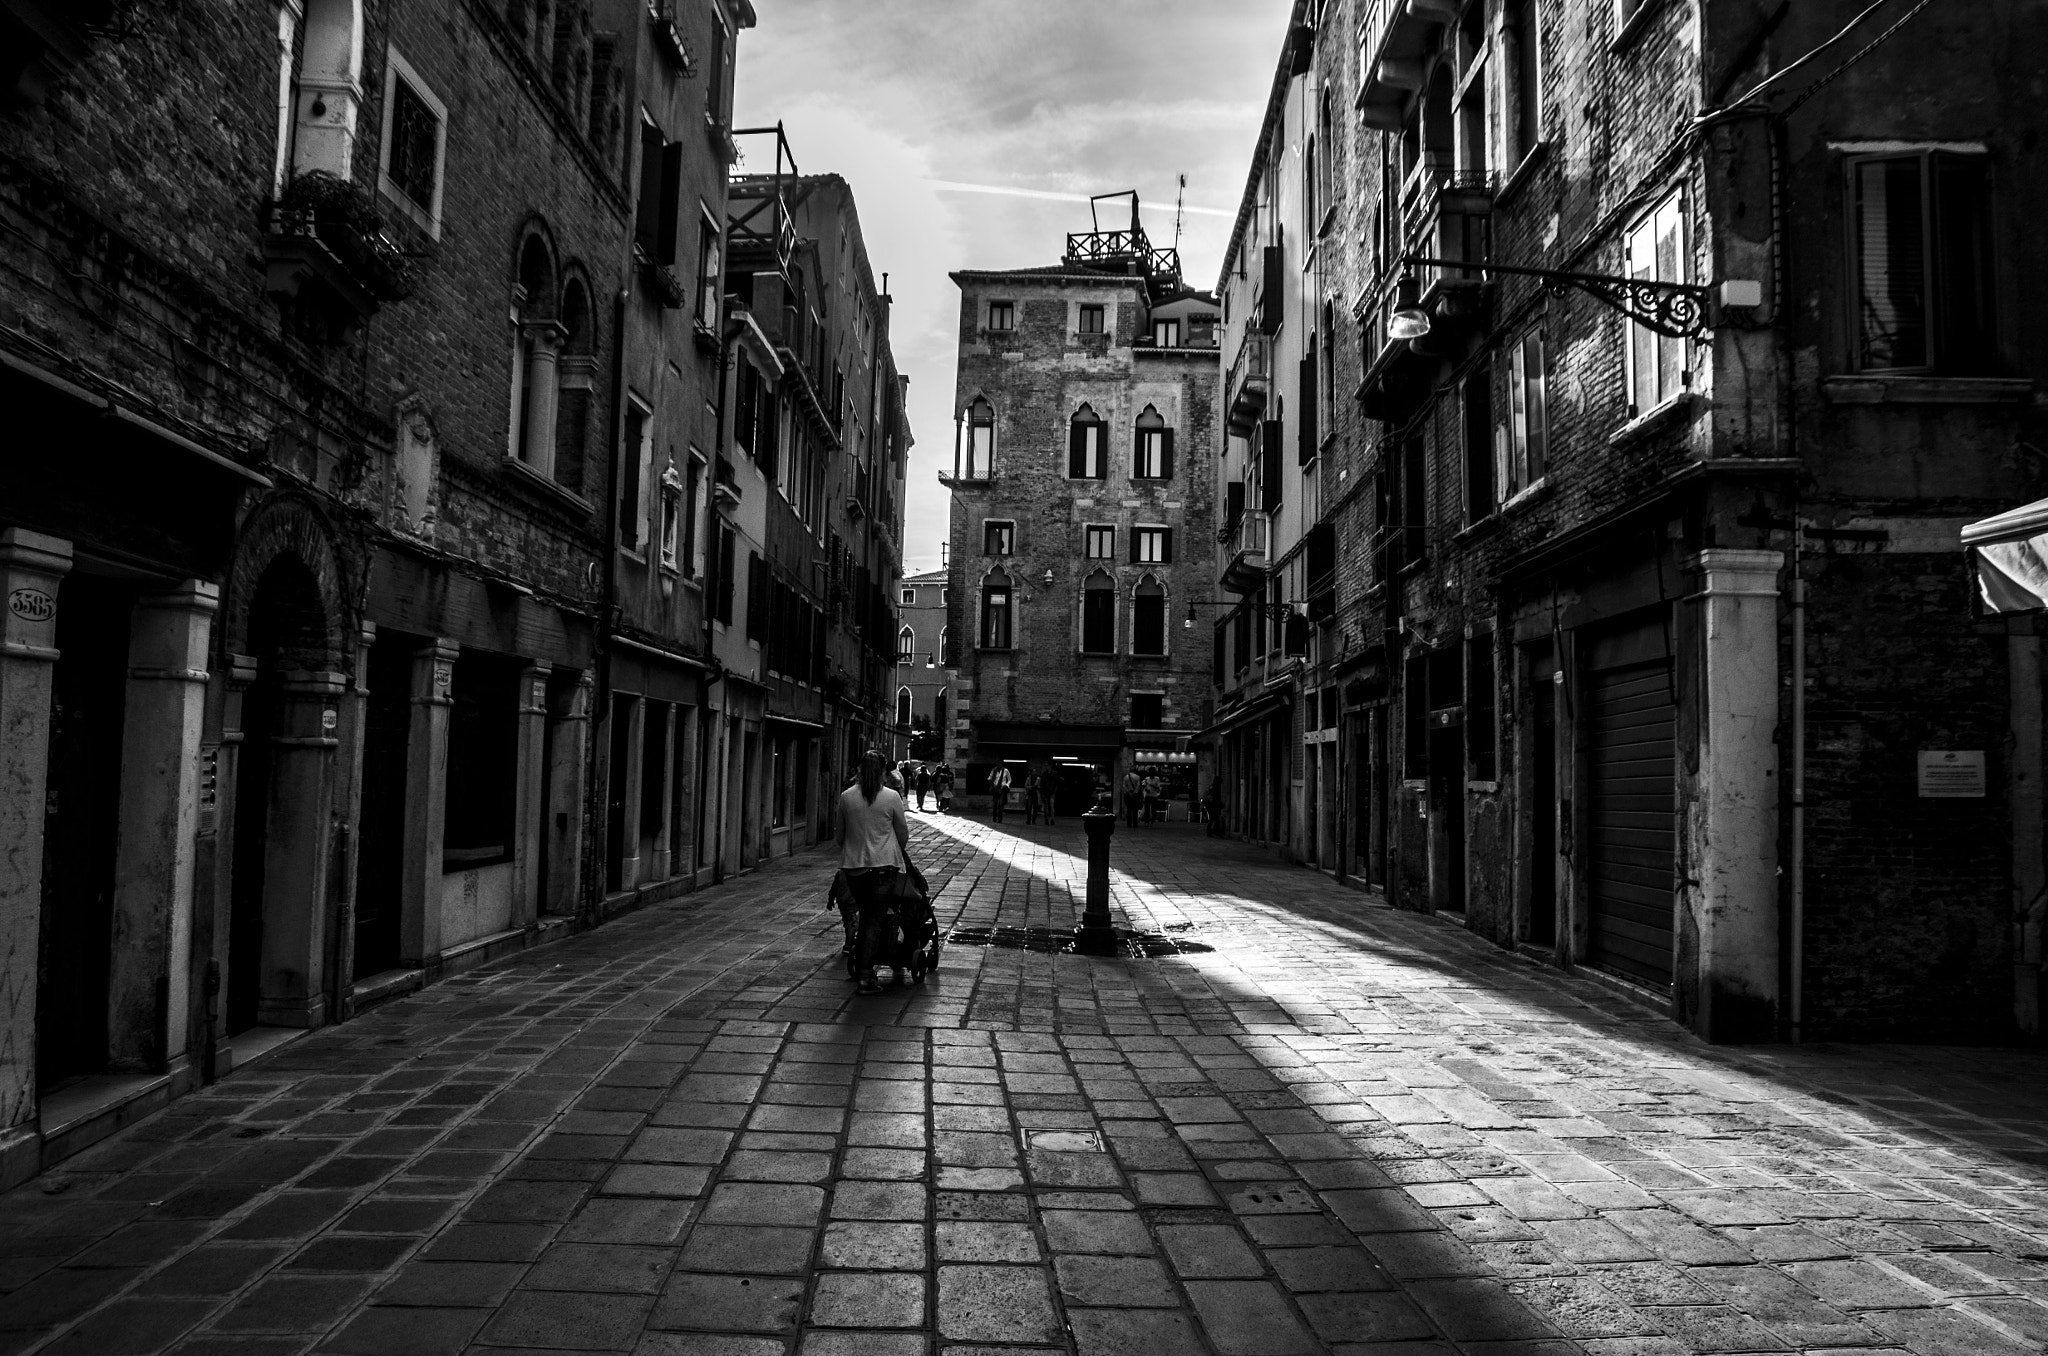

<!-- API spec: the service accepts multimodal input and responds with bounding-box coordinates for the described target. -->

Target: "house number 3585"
[8,589,55,622]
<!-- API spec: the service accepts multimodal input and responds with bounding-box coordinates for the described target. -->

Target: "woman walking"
[838,748,912,994]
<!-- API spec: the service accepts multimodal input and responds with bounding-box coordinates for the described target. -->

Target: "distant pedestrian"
[915,764,932,811]
[1121,768,1142,828]
[989,764,1013,822]
[1042,774,1057,826]
[935,764,954,812]
[1205,776,1225,836]
[1142,771,1163,825]
[1022,771,1041,825]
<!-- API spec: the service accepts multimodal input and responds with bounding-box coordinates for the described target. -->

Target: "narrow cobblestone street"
[3,814,2046,1355]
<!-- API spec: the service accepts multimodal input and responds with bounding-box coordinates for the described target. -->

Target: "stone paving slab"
[1,812,2047,1353]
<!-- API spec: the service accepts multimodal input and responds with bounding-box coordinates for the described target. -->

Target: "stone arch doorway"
[225,513,348,1034]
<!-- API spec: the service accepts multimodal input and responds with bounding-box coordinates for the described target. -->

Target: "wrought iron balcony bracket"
[1402,255,1713,340]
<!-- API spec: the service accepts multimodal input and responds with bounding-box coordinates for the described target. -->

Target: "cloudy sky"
[732,0,1296,578]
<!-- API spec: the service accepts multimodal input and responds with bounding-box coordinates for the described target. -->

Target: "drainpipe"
[1789,543,1806,1042]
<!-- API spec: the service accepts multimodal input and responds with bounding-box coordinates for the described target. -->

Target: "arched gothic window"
[1133,576,1166,656]
[1068,402,1105,480]
[962,397,994,480]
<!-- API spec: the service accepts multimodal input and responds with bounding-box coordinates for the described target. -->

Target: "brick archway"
[223,494,352,671]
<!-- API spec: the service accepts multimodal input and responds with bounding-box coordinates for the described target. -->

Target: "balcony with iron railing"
[1220,510,1271,595]
[1226,330,1272,437]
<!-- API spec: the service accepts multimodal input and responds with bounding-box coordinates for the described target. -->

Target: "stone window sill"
[1496,142,1551,209]
[502,455,596,516]
[1820,375,2034,406]
[1608,394,1693,450]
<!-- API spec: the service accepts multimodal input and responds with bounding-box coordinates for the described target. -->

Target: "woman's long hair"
[859,748,885,804]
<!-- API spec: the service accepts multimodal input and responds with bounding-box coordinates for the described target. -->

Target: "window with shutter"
[1134,405,1167,478]
[715,524,735,624]
[1623,192,1685,415]
[745,552,765,639]
[980,573,1012,649]
[1068,404,1105,479]
[656,142,683,265]
[1084,525,1115,559]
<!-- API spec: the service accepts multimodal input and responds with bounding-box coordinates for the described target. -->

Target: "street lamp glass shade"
[1183,603,1197,629]
[1388,275,1431,339]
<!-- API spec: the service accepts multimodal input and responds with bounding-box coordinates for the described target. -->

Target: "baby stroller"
[831,866,941,989]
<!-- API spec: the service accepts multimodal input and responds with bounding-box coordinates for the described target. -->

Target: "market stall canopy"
[1962,497,2048,613]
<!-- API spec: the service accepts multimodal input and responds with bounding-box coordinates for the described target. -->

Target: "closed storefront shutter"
[1587,656,1676,986]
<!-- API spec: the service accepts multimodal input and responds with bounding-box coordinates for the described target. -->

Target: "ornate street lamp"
[1183,598,1299,630]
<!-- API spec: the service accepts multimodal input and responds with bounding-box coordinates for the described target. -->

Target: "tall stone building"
[1217,0,2047,1042]
[945,202,1219,816]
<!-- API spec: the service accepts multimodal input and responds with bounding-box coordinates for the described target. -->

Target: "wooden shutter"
[1161,428,1175,480]
[1261,421,1284,513]
[1160,528,1174,564]
[1069,420,1088,478]
[656,141,684,265]
[745,552,766,639]
[1298,356,1318,465]
[1128,529,1141,564]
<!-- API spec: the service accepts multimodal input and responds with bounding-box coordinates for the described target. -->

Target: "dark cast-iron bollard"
[1073,792,1119,955]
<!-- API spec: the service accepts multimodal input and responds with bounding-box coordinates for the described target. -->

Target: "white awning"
[1963,498,2048,613]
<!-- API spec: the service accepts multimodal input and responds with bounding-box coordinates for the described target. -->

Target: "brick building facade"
[1220,0,2047,1042]
[894,566,952,748]
[946,208,1219,817]
[0,0,917,1187]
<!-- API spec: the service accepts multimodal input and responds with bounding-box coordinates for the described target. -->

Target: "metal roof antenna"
[1173,174,1187,252]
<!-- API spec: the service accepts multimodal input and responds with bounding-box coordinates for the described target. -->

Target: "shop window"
[1133,405,1174,479]
[1850,151,1995,374]
[1081,572,1115,654]
[1132,577,1166,656]
[1131,692,1164,728]
[1068,403,1107,479]
[443,652,520,869]
[772,736,790,828]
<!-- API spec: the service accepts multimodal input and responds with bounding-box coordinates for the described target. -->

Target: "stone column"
[649,703,674,882]
[511,661,551,929]
[107,579,218,1072]
[614,694,645,891]
[0,529,71,1139]
[401,640,456,965]
[545,672,590,915]
[331,623,375,1018]
[258,670,344,1028]
[520,322,565,478]
[1689,549,1784,1042]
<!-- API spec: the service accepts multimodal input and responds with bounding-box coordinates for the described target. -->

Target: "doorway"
[37,574,133,1087]
[1428,721,1466,914]
[1529,676,1558,947]
[226,554,334,1035]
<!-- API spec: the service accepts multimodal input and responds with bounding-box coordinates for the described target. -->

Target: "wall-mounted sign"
[1918,749,1986,798]
[8,588,55,622]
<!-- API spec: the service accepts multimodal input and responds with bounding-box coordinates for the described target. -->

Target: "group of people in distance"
[892,760,953,812]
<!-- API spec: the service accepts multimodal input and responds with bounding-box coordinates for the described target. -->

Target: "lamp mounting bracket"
[1401,255,1714,340]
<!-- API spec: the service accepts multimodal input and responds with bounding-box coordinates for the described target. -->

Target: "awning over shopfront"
[1191,690,1289,742]
[1963,497,2048,613]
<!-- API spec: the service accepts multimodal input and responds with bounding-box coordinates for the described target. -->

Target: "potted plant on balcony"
[266,171,416,312]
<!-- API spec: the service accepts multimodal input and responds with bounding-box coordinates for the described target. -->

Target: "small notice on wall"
[1918,750,1987,798]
